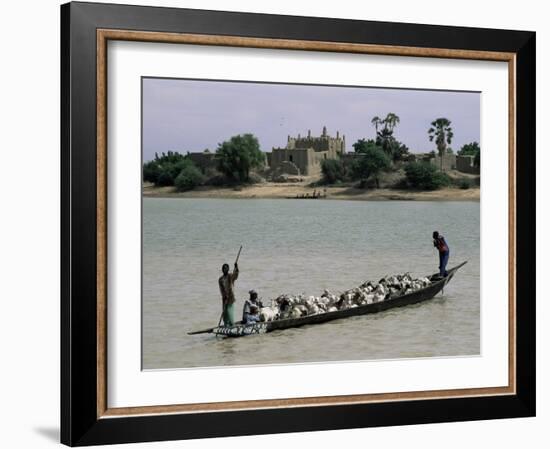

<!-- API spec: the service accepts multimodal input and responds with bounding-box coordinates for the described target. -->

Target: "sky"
[142,77,480,162]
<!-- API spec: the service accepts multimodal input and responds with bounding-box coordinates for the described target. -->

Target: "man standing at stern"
[433,231,450,277]
[219,262,239,327]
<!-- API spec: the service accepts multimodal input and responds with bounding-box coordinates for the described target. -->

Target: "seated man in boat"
[433,231,450,277]
[242,289,263,324]
[219,262,239,327]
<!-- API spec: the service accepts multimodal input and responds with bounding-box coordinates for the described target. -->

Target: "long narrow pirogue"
[188,261,467,338]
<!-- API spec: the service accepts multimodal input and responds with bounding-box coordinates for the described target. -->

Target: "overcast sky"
[142,77,480,162]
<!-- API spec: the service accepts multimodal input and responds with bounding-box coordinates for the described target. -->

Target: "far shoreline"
[142,183,480,202]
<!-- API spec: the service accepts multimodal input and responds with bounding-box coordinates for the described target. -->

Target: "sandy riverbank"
[143,183,480,201]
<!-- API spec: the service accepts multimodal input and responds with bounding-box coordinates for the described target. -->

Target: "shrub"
[458,179,471,189]
[404,162,450,190]
[157,171,175,186]
[321,159,346,184]
[165,159,192,182]
[174,164,205,191]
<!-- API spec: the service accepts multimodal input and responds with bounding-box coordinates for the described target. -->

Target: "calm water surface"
[142,198,479,369]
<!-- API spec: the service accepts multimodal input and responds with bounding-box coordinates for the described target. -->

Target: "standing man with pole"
[432,231,450,277]
[218,246,242,327]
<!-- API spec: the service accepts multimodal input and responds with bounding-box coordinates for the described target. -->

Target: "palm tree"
[383,113,400,133]
[371,116,382,133]
[428,118,454,172]
[371,113,401,159]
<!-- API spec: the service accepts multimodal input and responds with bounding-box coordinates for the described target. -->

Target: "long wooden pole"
[234,245,243,265]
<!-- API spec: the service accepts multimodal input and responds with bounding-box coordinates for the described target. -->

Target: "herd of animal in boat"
[256,273,432,323]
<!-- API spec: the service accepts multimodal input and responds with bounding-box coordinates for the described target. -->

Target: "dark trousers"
[439,250,449,276]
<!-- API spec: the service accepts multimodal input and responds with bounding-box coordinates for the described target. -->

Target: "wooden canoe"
[188,261,467,338]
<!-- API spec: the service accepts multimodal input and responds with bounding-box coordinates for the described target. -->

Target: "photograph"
[141,78,481,369]
[56,1,537,445]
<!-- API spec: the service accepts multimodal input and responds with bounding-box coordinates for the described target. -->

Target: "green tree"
[174,163,205,191]
[428,118,454,172]
[351,139,391,188]
[216,134,265,182]
[458,141,480,167]
[457,141,480,156]
[321,159,346,184]
[376,128,396,156]
[404,161,450,190]
[370,113,404,161]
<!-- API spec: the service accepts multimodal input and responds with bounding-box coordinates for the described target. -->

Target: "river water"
[142,198,479,369]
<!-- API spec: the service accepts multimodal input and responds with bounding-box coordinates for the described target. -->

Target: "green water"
[142,198,480,369]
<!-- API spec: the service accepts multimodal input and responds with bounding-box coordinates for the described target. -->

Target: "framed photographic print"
[61,1,536,446]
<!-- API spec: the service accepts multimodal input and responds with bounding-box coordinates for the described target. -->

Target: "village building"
[456,154,480,174]
[431,153,457,171]
[266,126,346,176]
[186,149,217,174]
[409,151,480,174]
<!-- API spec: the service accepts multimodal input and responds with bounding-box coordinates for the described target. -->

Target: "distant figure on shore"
[219,262,239,326]
[242,290,263,324]
[433,231,450,277]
